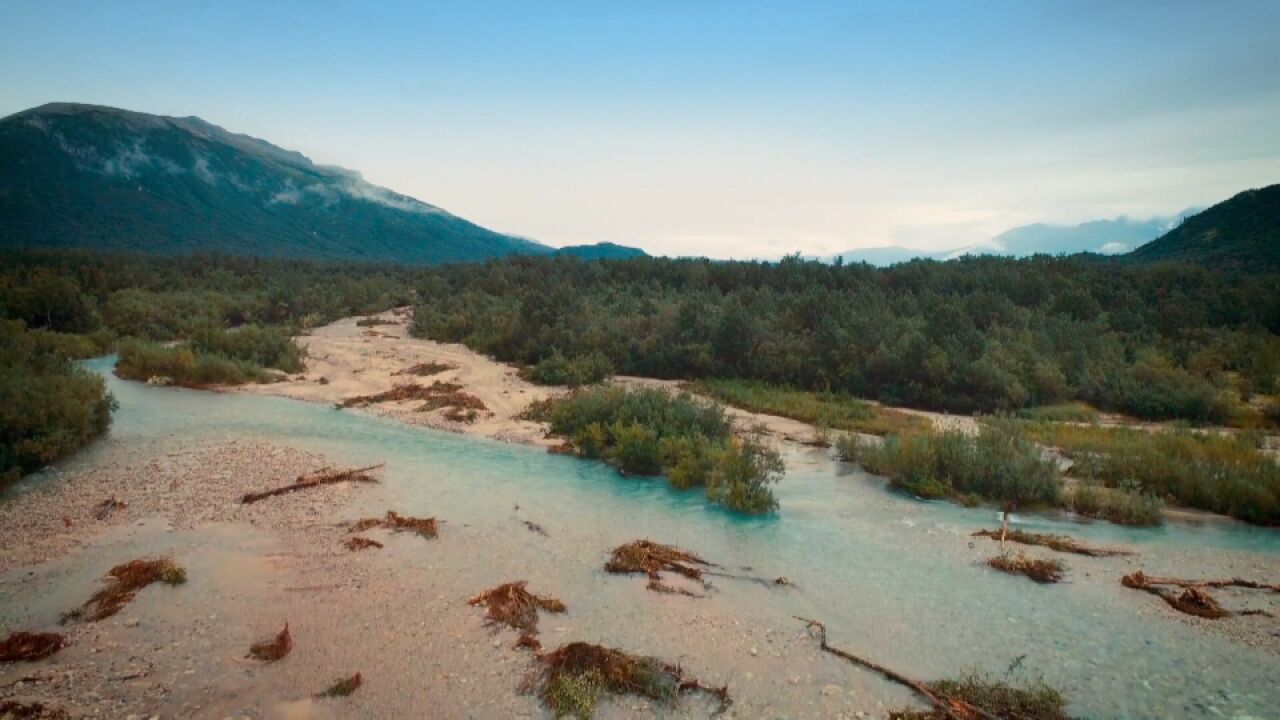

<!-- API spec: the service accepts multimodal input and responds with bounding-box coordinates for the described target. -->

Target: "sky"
[2,1,1278,258]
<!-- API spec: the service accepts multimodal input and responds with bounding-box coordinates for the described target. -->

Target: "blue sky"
[2,1,1278,256]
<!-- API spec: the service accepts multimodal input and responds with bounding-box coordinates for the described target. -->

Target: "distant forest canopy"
[3,249,1278,426]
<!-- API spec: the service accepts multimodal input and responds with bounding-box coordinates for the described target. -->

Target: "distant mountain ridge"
[0,103,633,264]
[1126,184,1279,271]
[828,212,1194,267]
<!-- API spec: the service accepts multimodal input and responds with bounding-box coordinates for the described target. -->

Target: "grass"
[539,386,782,513]
[690,379,929,436]
[1023,422,1279,525]
[1015,402,1101,423]
[1065,481,1164,526]
[837,422,1061,510]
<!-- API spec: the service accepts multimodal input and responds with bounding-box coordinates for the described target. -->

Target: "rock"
[822,684,843,697]
[749,646,759,656]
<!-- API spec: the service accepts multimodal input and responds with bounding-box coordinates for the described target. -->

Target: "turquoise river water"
[36,358,1280,718]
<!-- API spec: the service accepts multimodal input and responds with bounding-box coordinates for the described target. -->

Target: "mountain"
[1127,184,1279,271]
[0,103,552,264]
[988,212,1193,257]
[555,242,647,260]
[827,211,1195,267]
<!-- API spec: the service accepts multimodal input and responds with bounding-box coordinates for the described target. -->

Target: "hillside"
[556,242,647,260]
[1128,184,1280,270]
[0,103,552,264]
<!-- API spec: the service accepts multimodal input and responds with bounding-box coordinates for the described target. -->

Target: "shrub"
[188,324,305,373]
[1015,402,1100,423]
[525,350,613,387]
[1,321,116,483]
[116,339,274,386]
[543,386,778,513]
[707,435,783,513]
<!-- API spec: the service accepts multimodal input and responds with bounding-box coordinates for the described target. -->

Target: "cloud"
[1098,242,1129,254]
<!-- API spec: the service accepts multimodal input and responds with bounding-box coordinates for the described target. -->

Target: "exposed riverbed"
[2,356,1279,719]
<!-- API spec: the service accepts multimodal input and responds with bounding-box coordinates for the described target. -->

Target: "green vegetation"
[690,379,929,436]
[0,321,116,484]
[407,253,1280,425]
[1024,423,1279,525]
[524,349,614,387]
[535,386,781,513]
[1015,402,1100,423]
[837,424,1061,512]
[1065,481,1164,526]
[116,339,281,386]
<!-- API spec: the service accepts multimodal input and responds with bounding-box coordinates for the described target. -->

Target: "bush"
[116,339,275,386]
[544,386,779,513]
[707,435,783,513]
[1,321,116,483]
[189,324,305,373]
[525,350,613,387]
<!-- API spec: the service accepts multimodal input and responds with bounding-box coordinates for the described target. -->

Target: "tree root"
[795,617,1000,720]
[240,464,382,504]
[1121,571,1276,619]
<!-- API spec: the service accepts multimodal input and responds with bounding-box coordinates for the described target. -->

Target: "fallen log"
[1121,571,1278,593]
[796,617,998,720]
[240,464,383,504]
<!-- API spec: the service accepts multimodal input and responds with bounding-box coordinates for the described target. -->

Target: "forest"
[2,248,1278,485]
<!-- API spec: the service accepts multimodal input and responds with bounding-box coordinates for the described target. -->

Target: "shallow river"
[46,358,1280,717]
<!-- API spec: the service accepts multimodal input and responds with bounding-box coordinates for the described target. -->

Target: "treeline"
[410,254,1280,424]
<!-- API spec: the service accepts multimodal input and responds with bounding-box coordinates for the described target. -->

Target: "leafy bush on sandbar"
[542,386,781,513]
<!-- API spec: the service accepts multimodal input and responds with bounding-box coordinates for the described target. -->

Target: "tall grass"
[541,386,781,513]
[838,423,1061,510]
[1024,423,1280,525]
[690,379,929,436]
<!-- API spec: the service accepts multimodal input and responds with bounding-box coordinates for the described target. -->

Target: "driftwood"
[0,631,66,662]
[1121,571,1276,619]
[971,529,1133,558]
[92,497,127,521]
[240,464,383,504]
[796,617,999,720]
